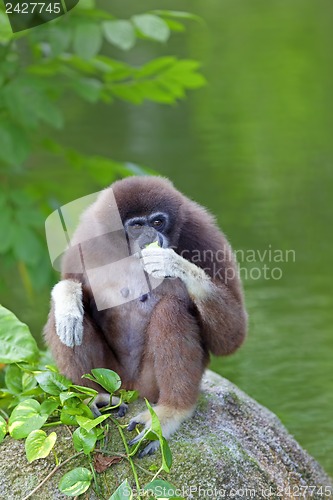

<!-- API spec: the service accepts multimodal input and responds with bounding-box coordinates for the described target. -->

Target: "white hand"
[140,247,181,280]
[140,247,212,300]
[52,280,84,347]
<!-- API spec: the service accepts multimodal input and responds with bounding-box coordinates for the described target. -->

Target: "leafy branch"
[0,1,205,295]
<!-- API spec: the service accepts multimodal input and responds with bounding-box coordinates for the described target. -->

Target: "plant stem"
[151,465,163,482]
[21,451,84,500]
[43,421,62,427]
[89,456,102,498]
[110,417,142,498]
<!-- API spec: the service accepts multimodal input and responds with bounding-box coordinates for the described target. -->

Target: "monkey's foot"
[88,394,128,418]
[127,410,160,458]
[127,405,195,457]
[127,410,160,457]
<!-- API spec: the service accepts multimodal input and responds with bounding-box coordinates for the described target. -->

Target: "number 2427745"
[5,3,62,14]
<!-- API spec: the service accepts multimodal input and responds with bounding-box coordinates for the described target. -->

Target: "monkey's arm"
[140,247,247,355]
[51,280,84,347]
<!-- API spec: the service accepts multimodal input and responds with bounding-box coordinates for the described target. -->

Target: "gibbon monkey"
[44,176,247,457]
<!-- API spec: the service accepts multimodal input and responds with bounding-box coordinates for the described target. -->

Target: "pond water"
[4,0,333,477]
[74,0,332,475]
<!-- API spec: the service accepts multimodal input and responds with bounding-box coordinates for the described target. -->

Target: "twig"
[22,451,84,500]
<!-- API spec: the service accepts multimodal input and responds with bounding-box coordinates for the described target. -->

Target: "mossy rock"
[0,370,332,499]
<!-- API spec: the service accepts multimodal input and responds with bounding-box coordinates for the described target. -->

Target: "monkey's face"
[125,212,170,254]
[109,176,185,254]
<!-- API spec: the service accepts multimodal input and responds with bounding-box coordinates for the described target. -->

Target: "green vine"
[0,304,184,499]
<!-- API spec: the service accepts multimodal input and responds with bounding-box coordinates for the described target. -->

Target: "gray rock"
[0,370,332,499]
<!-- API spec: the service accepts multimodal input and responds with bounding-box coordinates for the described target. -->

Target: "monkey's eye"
[151,219,164,229]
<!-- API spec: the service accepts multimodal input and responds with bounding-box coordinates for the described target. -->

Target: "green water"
[67,0,332,474]
[3,0,333,477]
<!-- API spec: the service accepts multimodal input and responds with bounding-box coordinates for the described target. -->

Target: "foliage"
[0,304,185,499]
[0,1,205,295]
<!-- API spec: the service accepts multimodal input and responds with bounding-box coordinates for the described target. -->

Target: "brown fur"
[44,176,247,415]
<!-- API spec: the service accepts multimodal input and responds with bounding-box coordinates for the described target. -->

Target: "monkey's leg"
[127,297,205,457]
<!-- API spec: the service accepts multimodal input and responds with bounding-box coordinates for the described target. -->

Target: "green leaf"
[59,467,93,497]
[151,10,202,23]
[109,83,144,104]
[70,385,98,397]
[145,399,162,437]
[3,77,63,129]
[5,364,23,394]
[133,80,177,104]
[0,120,30,166]
[94,56,134,80]
[73,23,102,59]
[109,479,133,500]
[9,190,35,207]
[0,11,13,43]
[22,372,38,392]
[76,414,110,431]
[72,427,97,454]
[0,191,8,208]
[145,400,172,472]
[132,14,170,43]
[60,401,94,425]
[60,409,79,426]
[162,18,186,32]
[163,60,206,89]
[40,399,60,417]
[48,24,72,57]
[0,208,14,253]
[72,78,102,103]
[136,56,176,78]
[15,207,44,229]
[8,399,48,439]
[144,479,179,499]
[0,416,7,444]
[34,99,64,129]
[103,20,136,50]
[35,371,72,395]
[118,389,139,404]
[25,430,57,462]
[12,226,43,265]
[3,80,38,128]
[158,79,185,100]
[160,436,173,472]
[82,368,121,393]
[75,0,95,9]
[0,305,39,363]
[60,391,81,405]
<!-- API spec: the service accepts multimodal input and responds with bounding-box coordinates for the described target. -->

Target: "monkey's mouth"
[136,231,166,250]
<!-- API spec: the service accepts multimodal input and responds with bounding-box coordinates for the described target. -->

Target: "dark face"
[124,212,170,252]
